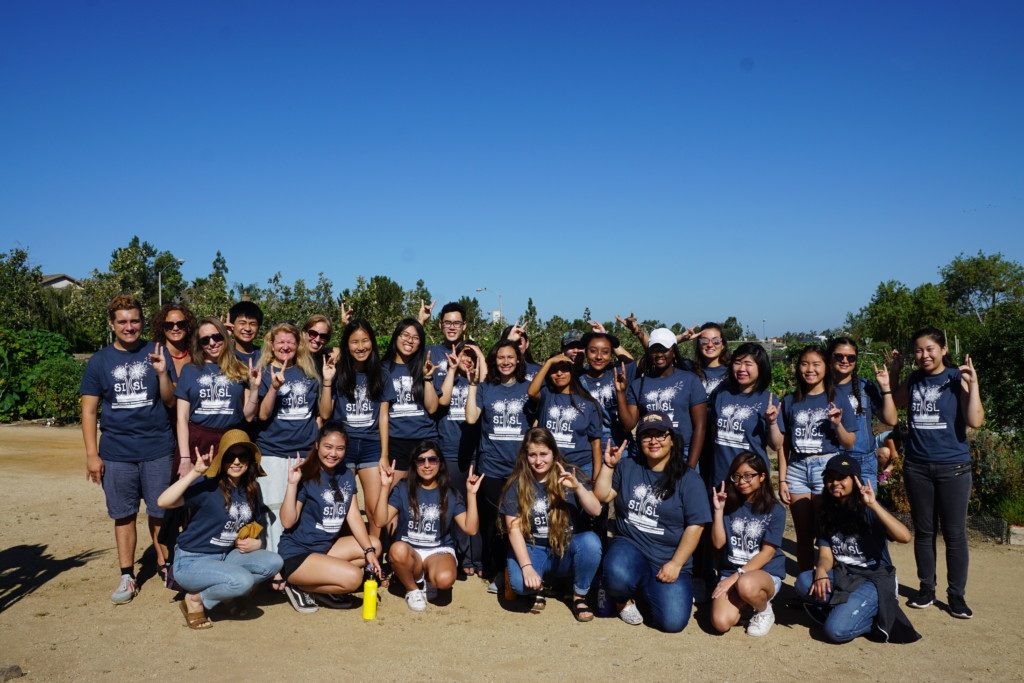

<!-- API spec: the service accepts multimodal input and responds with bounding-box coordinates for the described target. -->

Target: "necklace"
[169,348,189,360]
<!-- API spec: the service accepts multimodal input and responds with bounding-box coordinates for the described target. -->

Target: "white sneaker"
[618,601,643,626]
[405,588,427,612]
[111,575,138,605]
[747,604,775,637]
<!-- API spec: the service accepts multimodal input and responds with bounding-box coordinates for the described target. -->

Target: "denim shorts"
[101,455,172,519]
[785,454,834,495]
[346,437,382,470]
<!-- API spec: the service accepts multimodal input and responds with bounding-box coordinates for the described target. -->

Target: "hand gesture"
[656,560,681,583]
[193,445,214,475]
[221,313,234,335]
[711,571,739,599]
[556,462,580,490]
[711,481,727,511]
[587,320,607,334]
[855,475,876,505]
[548,353,574,368]
[827,402,843,426]
[677,324,699,342]
[378,460,397,488]
[248,358,262,388]
[959,354,977,386]
[873,362,891,391]
[506,321,526,343]
[417,298,436,324]
[602,438,628,468]
[809,573,831,602]
[271,363,286,389]
[445,351,460,375]
[323,352,337,383]
[885,348,903,380]
[522,565,542,590]
[465,465,485,495]
[615,312,641,336]
[339,301,353,326]
[423,358,435,380]
[148,343,168,374]
[613,364,628,392]
[765,393,780,424]
[287,453,304,485]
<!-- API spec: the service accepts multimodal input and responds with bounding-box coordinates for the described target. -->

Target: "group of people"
[81,294,983,640]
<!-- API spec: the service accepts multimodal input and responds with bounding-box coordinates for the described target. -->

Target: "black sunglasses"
[306,330,331,341]
[415,455,440,466]
[199,333,225,346]
[832,354,857,363]
[162,320,189,330]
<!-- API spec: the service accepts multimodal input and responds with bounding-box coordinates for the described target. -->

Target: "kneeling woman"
[595,412,711,632]
[500,428,603,621]
[710,452,787,637]
[157,430,283,630]
[374,441,482,612]
[796,455,919,643]
[277,422,383,613]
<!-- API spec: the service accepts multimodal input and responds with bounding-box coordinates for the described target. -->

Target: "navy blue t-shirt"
[579,361,636,444]
[500,477,590,548]
[256,365,319,458]
[427,344,455,385]
[709,387,776,487]
[537,390,603,471]
[234,346,262,368]
[79,342,175,462]
[382,362,438,441]
[626,368,708,444]
[719,501,787,580]
[330,370,384,442]
[835,378,886,457]
[475,381,531,478]
[698,364,728,396]
[818,507,892,569]
[524,362,542,382]
[434,373,480,463]
[388,481,466,549]
[175,362,247,429]
[278,468,357,559]
[906,368,969,464]
[780,391,858,457]
[176,478,257,554]
[611,458,712,569]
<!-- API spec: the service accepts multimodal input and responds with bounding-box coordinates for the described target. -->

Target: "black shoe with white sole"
[907,587,935,609]
[948,594,973,619]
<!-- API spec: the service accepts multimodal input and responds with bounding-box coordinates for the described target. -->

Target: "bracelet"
[323,382,333,387]
[880,390,892,395]
[814,577,829,583]
[520,564,533,570]
[363,547,376,555]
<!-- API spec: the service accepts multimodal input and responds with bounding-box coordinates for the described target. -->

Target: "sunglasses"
[415,455,439,466]
[698,337,723,346]
[832,354,858,363]
[306,330,331,342]
[199,333,225,346]
[162,320,189,331]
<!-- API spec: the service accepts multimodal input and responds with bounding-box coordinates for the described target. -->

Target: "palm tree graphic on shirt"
[911,384,945,429]
[627,483,664,535]
[111,361,152,409]
[644,385,680,426]
[448,384,468,422]
[316,485,349,533]
[405,503,443,547]
[703,375,725,394]
[716,403,758,449]
[278,380,312,420]
[196,373,234,415]
[793,407,830,451]
[728,515,769,566]
[212,501,251,546]
[830,533,873,568]
[392,375,424,417]
[346,383,374,427]
[531,496,550,539]
[492,398,526,439]
[546,405,581,449]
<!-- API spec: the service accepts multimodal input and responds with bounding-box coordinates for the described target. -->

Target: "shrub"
[28,356,85,423]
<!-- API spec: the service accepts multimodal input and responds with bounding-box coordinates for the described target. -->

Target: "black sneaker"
[907,587,935,609]
[284,585,319,613]
[312,592,357,609]
[948,594,974,619]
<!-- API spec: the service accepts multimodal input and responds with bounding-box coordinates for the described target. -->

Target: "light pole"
[158,259,186,307]
[762,319,766,341]
[475,287,503,324]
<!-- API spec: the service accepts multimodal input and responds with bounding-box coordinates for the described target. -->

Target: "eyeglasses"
[698,337,723,347]
[162,320,188,331]
[306,330,331,342]
[638,431,671,443]
[199,333,225,346]
[398,332,421,343]
[415,455,439,466]
[832,354,857,363]
[730,473,760,483]
[441,321,466,329]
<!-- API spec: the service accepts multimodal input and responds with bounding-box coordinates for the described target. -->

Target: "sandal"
[179,599,212,630]
[270,578,287,592]
[571,598,595,622]
[530,594,547,614]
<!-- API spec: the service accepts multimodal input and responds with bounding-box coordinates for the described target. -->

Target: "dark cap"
[823,454,861,480]
[637,411,673,435]
[561,329,584,348]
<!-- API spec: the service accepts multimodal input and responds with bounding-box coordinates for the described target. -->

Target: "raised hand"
[615,312,640,336]
[339,301,353,326]
[465,465,485,495]
[149,342,168,374]
[323,353,337,383]
[886,348,904,381]
[193,445,214,475]
[248,358,262,388]
[855,475,876,505]
[959,354,977,386]
[287,453,304,485]
[417,298,436,324]
[677,324,699,342]
[506,321,525,343]
[602,438,628,468]
[221,313,234,335]
[613,364,628,392]
[423,358,435,380]
[711,481,727,511]
[556,462,580,490]
[587,320,607,334]
[827,402,843,426]
[378,459,397,488]
[872,362,891,391]
[271,363,286,389]
[445,351,460,374]
[765,393,780,424]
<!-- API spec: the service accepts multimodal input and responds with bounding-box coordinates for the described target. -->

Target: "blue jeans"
[796,569,878,643]
[506,531,602,596]
[602,538,693,633]
[173,546,283,610]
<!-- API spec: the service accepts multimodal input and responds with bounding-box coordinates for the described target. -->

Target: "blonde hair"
[257,322,319,380]
[191,317,248,383]
[302,314,332,337]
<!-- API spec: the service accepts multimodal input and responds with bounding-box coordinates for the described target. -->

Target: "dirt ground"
[1,424,1022,682]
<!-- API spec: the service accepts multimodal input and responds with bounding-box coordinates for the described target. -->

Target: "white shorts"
[413,546,457,564]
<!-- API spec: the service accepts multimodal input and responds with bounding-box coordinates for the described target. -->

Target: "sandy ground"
[1,423,1022,682]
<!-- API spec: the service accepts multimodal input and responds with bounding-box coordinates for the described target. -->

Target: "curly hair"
[152,303,197,347]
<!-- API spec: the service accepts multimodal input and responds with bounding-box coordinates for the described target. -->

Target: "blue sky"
[2,1,1022,336]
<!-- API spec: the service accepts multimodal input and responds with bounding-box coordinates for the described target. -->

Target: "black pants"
[903,459,972,596]
[478,475,509,577]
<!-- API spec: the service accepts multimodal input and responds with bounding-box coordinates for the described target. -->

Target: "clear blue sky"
[2,1,1022,336]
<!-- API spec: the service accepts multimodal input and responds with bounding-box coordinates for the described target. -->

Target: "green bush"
[0,327,77,422]
[970,430,1024,515]
[28,356,85,423]
[995,494,1024,527]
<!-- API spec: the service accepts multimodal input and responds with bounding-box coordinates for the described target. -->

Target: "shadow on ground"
[0,544,107,613]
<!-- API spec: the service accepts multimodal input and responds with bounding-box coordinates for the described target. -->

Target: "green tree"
[940,250,1024,323]
[0,248,43,329]
[964,301,1024,435]
[721,316,744,342]
[182,252,233,319]
[340,275,406,334]
[852,280,954,349]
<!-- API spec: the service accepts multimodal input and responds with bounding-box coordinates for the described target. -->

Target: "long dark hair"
[910,327,955,370]
[217,447,261,513]
[724,452,778,516]
[818,472,870,538]
[543,353,600,414]
[638,431,690,501]
[383,318,429,404]
[486,340,526,384]
[300,421,348,483]
[727,343,771,393]
[337,319,385,401]
[827,336,864,415]
[793,345,835,404]
[693,322,732,380]
[406,440,454,536]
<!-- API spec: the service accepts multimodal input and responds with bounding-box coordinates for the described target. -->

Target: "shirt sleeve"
[764,504,786,548]
[79,354,103,397]
[689,374,709,406]
[625,379,639,407]
[585,401,603,439]
[498,481,518,517]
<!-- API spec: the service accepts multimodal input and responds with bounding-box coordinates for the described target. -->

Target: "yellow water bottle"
[362,575,378,620]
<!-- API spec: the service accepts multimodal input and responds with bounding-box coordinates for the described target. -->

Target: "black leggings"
[903,459,972,597]
[478,475,509,577]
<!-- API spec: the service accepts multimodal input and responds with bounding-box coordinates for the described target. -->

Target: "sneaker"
[111,575,138,605]
[618,601,643,626]
[405,588,427,612]
[486,573,504,595]
[747,604,775,637]
[284,585,319,613]
[948,594,974,619]
[312,592,356,609]
[907,587,935,609]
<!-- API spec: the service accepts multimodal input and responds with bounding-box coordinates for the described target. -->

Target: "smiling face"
[798,351,827,391]
[495,346,518,378]
[697,328,724,362]
[648,345,674,371]
[586,337,613,372]
[109,307,143,348]
[414,449,440,483]
[347,327,373,366]
[730,462,765,498]
[306,322,331,353]
[550,362,572,390]
[527,441,555,479]
[913,336,947,374]
[198,322,224,361]
[222,446,252,483]
[638,429,672,464]
[440,311,465,344]
[731,354,759,391]
[233,315,260,345]
[163,309,188,346]
[317,431,347,471]
[458,348,477,375]
[831,343,857,380]
[395,325,421,359]
[824,472,855,501]
[272,331,297,365]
